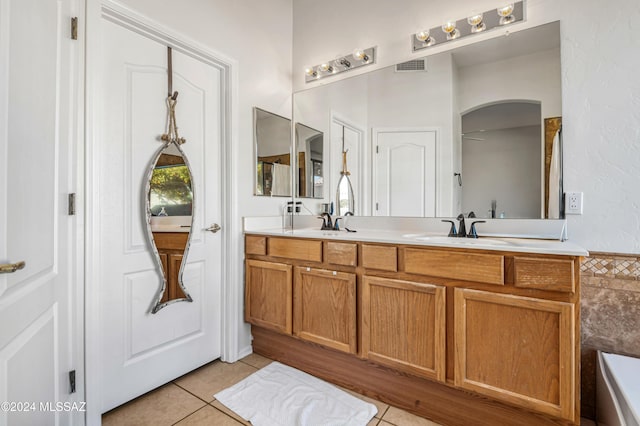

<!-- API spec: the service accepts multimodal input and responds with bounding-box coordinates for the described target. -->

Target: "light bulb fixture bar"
[304,47,376,83]
[412,1,524,52]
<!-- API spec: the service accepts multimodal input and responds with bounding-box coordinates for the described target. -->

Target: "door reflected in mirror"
[336,150,354,215]
[146,141,194,313]
[254,107,292,197]
[295,123,324,198]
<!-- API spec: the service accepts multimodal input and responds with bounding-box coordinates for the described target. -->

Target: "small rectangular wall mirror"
[295,123,324,198]
[254,107,292,197]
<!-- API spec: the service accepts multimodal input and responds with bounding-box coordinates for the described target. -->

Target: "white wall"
[462,126,541,218]
[295,54,455,216]
[114,0,293,355]
[457,48,561,120]
[293,0,640,254]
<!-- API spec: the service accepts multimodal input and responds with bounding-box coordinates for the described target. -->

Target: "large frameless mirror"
[254,107,292,197]
[295,122,324,198]
[293,21,563,219]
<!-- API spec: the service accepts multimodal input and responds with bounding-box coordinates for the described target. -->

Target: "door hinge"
[376,145,379,154]
[71,17,78,40]
[69,370,76,393]
[375,202,379,211]
[68,193,76,215]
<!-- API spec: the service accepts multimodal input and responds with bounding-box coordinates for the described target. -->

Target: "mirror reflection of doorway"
[461,101,542,219]
[372,128,437,217]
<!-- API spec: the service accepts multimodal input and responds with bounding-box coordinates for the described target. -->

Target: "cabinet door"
[293,267,357,354]
[362,276,446,381]
[454,288,575,421]
[159,253,169,303]
[168,254,187,300]
[245,260,293,334]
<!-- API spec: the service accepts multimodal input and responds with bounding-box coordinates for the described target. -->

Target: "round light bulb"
[471,22,486,33]
[304,67,316,77]
[334,57,351,68]
[442,21,457,34]
[447,28,461,40]
[499,14,516,25]
[467,14,483,26]
[319,63,333,73]
[415,30,430,42]
[497,4,514,17]
[352,48,368,62]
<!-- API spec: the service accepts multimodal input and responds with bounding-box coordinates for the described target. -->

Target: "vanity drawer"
[153,232,189,251]
[245,235,267,255]
[268,237,322,262]
[362,244,397,272]
[513,257,575,293]
[404,248,504,285]
[326,242,357,266]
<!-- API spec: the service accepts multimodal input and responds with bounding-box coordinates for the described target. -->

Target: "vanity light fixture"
[467,13,486,33]
[318,63,334,74]
[304,46,376,83]
[415,30,436,47]
[412,1,525,52]
[497,4,516,25]
[442,21,460,40]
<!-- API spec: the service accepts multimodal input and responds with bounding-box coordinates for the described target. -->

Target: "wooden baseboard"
[251,326,574,426]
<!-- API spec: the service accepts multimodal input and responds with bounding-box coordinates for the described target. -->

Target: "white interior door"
[373,129,437,217]
[331,119,364,215]
[97,17,222,412]
[0,0,84,425]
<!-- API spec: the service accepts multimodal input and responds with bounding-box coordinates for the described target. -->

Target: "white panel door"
[331,120,363,215]
[374,129,437,217]
[0,0,83,425]
[98,18,222,412]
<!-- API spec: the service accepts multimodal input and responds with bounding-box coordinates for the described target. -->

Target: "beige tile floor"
[102,353,441,426]
[103,353,596,426]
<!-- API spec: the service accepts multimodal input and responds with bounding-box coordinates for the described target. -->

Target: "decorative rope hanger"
[161,46,186,145]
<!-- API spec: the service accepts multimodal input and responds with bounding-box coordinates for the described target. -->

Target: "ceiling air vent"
[395,58,427,72]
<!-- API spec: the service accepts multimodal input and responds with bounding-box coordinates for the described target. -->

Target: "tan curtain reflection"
[544,117,562,218]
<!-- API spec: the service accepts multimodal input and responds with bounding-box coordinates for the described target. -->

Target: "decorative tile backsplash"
[580,252,640,280]
[579,252,640,419]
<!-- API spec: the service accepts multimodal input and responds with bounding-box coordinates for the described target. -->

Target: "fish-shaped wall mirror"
[146,47,195,314]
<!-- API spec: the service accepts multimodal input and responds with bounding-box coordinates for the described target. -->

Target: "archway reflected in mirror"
[146,140,194,313]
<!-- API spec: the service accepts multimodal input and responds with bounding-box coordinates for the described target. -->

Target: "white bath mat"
[214,361,377,426]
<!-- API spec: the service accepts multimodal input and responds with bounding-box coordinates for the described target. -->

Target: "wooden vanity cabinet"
[293,267,357,354]
[245,234,581,425]
[362,276,446,381]
[245,259,293,334]
[153,232,188,302]
[454,288,576,421]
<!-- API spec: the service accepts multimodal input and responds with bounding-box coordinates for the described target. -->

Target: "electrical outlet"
[565,192,583,215]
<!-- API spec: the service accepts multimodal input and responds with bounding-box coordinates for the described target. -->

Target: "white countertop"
[244,219,588,257]
[151,225,191,233]
[150,216,191,233]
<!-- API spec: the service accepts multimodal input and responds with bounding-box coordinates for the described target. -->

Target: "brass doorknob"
[205,224,221,233]
[0,261,26,274]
